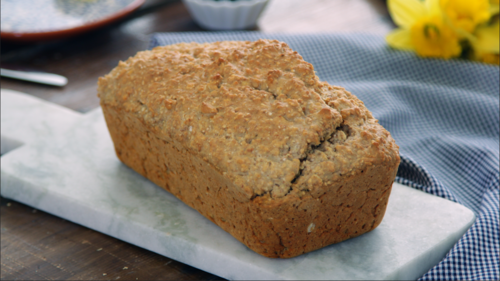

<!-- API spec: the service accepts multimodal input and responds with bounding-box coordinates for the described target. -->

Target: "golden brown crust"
[98,39,400,258]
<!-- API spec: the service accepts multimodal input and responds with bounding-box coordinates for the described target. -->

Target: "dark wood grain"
[1,197,223,280]
[1,0,393,280]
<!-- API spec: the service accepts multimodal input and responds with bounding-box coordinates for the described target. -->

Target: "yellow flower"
[471,19,500,65]
[411,15,462,58]
[386,0,462,59]
[477,53,500,65]
[490,0,500,15]
[440,0,491,33]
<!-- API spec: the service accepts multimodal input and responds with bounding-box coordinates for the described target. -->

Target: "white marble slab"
[1,89,475,280]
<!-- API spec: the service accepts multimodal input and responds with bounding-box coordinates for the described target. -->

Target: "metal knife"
[1,68,68,87]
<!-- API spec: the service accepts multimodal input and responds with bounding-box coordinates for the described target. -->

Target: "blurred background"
[1,0,393,113]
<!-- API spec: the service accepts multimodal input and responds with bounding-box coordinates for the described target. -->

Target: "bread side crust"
[99,39,400,258]
[102,103,396,258]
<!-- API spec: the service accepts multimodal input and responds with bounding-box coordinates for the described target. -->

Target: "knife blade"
[1,68,68,87]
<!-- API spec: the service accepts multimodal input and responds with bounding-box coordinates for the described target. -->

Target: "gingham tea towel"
[150,32,500,281]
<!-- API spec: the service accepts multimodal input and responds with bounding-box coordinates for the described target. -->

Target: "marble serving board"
[1,89,475,280]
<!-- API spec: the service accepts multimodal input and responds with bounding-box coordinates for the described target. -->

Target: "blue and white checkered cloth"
[150,32,500,280]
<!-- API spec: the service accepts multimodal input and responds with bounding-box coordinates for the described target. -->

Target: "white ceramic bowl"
[182,0,270,30]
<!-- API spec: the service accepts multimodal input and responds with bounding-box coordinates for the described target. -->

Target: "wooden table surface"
[1,1,394,279]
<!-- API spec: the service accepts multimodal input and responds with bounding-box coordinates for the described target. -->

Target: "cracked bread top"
[98,39,400,202]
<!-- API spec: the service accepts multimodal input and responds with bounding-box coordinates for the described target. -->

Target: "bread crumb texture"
[98,39,400,258]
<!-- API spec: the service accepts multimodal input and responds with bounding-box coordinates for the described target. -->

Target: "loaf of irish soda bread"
[98,39,400,258]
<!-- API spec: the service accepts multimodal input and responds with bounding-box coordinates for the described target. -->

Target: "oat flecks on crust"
[98,39,400,201]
